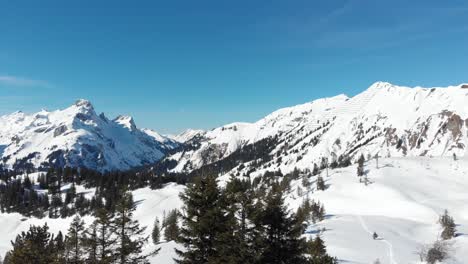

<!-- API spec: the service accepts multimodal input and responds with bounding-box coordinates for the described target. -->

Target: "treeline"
[2,191,155,264]
[0,166,186,218]
[174,175,337,264]
[2,174,338,264]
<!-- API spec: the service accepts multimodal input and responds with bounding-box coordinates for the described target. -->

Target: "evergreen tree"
[439,210,456,240]
[222,176,258,263]
[176,175,231,264]
[54,231,66,262]
[164,209,180,242]
[357,154,365,177]
[306,235,338,264]
[255,185,307,264]
[94,208,116,264]
[112,191,155,264]
[65,215,85,264]
[316,176,326,191]
[5,223,60,264]
[152,217,161,245]
[83,222,98,264]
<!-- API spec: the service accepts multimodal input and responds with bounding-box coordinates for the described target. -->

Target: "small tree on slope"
[439,210,456,240]
[65,215,86,264]
[175,175,232,263]
[112,192,158,264]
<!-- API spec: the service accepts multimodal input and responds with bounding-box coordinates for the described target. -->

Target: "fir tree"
[83,222,99,264]
[164,209,180,242]
[357,154,365,177]
[65,215,85,264]
[112,192,156,264]
[255,185,307,264]
[316,176,326,191]
[94,208,115,264]
[222,176,258,263]
[5,223,60,264]
[152,217,161,245]
[176,175,231,264]
[306,235,338,264]
[439,210,456,240]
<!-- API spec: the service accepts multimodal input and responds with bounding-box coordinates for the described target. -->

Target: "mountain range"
[1,82,467,172]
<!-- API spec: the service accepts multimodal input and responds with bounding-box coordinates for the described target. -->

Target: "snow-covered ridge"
[167,82,468,173]
[0,99,178,171]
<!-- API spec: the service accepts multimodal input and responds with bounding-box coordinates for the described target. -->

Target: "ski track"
[356,215,398,264]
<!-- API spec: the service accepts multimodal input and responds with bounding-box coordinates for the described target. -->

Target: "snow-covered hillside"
[1,157,466,263]
[0,99,178,171]
[166,82,468,174]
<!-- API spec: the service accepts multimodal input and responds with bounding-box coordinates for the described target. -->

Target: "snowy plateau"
[1,81,468,263]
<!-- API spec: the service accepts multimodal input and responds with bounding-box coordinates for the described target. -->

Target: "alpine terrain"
[1,82,467,264]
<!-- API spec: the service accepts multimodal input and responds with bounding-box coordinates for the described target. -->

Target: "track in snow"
[356,215,398,264]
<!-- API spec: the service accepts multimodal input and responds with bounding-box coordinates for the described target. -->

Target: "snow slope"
[166,82,468,173]
[0,99,178,171]
[0,183,185,262]
[296,157,468,264]
[1,157,466,263]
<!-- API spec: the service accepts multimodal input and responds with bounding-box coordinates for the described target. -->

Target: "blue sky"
[1,0,468,133]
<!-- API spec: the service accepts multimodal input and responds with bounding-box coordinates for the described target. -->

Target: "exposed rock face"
[0,100,179,171]
[165,82,468,174]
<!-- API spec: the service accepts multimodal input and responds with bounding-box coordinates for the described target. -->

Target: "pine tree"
[439,210,456,240]
[176,175,231,264]
[357,154,365,177]
[222,176,258,263]
[94,208,115,264]
[164,209,180,242]
[65,215,85,264]
[316,176,326,191]
[152,217,161,245]
[255,185,307,264]
[6,223,60,264]
[112,192,156,264]
[54,231,66,262]
[83,222,98,264]
[307,235,338,264]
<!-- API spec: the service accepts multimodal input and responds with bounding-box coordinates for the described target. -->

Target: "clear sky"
[1,0,468,134]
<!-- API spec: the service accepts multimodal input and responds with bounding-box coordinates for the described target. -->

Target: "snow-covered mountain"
[1,82,467,173]
[165,82,468,174]
[0,99,178,171]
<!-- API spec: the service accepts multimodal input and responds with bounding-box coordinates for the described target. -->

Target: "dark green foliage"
[296,198,326,225]
[65,215,86,264]
[253,184,308,264]
[92,208,115,264]
[306,236,338,264]
[112,191,155,264]
[439,210,456,240]
[163,209,180,242]
[357,154,365,177]
[152,217,161,245]
[316,176,326,191]
[5,223,61,264]
[176,175,231,263]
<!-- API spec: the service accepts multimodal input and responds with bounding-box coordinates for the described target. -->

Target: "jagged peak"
[114,115,137,131]
[74,99,94,109]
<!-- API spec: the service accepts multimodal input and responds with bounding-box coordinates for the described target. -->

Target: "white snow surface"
[1,157,467,263]
[0,99,177,171]
[168,82,468,173]
[0,183,185,263]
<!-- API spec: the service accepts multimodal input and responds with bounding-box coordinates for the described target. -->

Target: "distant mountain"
[2,82,467,173]
[0,99,178,171]
[164,82,468,174]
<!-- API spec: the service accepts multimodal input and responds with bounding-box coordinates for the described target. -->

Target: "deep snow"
[1,157,467,263]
